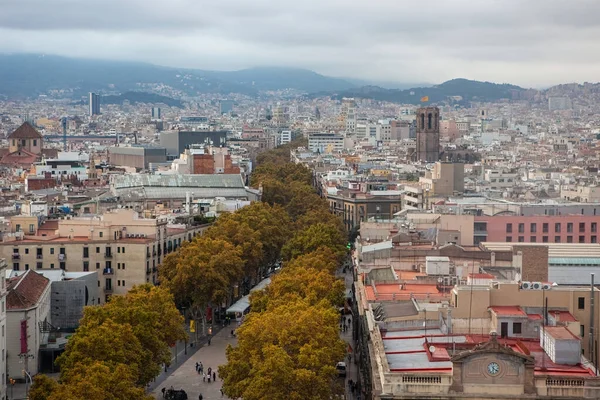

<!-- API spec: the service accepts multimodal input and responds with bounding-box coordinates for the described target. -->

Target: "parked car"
[336,361,347,377]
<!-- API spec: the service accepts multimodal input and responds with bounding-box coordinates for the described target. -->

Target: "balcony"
[104,253,113,258]
[11,254,20,260]
[58,254,67,261]
[36,254,43,259]
[105,287,113,294]
[152,251,157,256]
[146,252,151,258]
[103,268,114,275]
[152,267,158,273]
[146,268,151,275]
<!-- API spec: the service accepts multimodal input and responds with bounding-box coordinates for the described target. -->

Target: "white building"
[279,130,292,146]
[0,260,6,399]
[308,133,345,153]
[6,269,50,380]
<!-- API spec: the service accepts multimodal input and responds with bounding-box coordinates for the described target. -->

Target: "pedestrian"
[208,337,211,345]
[208,367,212,375]
[213,371,216,382]
[231,329,234,337]
[195,362,200,373]
[220,388,224,396]
[208,374,211,383]
[199,394,203,400]
[200,362,203,373]
[203,373,206,382]
[161,387,166,398]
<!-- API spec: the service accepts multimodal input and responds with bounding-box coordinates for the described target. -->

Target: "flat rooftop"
[380,328,593,377]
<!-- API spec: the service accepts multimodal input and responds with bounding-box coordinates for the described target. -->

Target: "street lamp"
[182,306,187,355]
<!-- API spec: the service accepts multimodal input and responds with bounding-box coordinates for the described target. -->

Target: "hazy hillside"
[0,54,356,99]
[313,78,527,105]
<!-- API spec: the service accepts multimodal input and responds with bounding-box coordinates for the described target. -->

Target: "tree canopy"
[33,285,183,398]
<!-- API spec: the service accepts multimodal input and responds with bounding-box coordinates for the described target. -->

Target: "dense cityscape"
[3,1,600,399]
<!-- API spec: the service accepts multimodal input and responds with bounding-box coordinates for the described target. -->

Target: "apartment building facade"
[0,210,210,303]
[475,215,600,244]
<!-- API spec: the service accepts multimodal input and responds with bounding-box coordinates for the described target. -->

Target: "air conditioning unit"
[532,282,542,290]
[521,281,532,290]
[542,283,552,290]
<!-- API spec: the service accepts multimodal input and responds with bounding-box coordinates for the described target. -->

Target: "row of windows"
[12,139,37,146]
[13,262,66,271]
[507,222,597,234]
[506,236,597,243]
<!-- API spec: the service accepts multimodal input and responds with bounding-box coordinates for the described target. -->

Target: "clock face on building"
[487,362,500,376]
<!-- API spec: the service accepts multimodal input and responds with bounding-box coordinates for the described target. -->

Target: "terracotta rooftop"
[7,122,42,139]
[6,270,50,310]
[488,306,527,317]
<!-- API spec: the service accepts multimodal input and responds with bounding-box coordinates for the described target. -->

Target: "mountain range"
[0,53,534,104]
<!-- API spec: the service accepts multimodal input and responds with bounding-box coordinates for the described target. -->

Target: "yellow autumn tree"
[159,236,244,335]
[219,298,346,400]
[49,362,152,400]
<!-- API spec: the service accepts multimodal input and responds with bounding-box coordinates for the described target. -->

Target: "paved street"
[150,261,359,400]
[150,325,236,399]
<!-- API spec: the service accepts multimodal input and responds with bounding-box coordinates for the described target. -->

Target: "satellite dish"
[429,346,436,353]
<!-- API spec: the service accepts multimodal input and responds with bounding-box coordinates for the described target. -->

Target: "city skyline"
[2,0,599,88]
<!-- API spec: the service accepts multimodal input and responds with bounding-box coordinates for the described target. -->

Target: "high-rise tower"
[415,106,440,162]
[89,92,101,116]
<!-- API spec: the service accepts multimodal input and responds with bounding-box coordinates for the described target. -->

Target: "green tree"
[285,247,340,274]
[228,202,292,267]
[295,206,345,235]
[29,374,59,400]
[281,223,347,262]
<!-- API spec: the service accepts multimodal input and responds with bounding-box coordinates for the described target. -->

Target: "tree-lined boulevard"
[30,141,351,400]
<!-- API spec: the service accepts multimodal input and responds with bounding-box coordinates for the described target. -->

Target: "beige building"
[419,162,465,196]
[0,210,209,303]
[561,184,600,203]
[354,275,600,399]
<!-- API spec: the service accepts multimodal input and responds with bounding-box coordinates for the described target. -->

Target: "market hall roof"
[109,174,250,200]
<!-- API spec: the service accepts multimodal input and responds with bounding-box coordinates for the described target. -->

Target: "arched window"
[428,113,433,129]
[420,113,425,129]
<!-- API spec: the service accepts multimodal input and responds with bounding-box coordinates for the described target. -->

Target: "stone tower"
[415,106,440,162]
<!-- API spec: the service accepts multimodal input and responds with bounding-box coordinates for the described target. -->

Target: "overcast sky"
[1,0,598,87]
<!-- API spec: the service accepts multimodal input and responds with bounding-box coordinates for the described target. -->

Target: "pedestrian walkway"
[338,261,361,400]
[151,324,237,399]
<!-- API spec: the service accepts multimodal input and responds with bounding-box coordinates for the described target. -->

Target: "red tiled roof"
[6,270,50,310]
[544,326,580,341]
[528,314,543,321]
[0,149,38,166]
[489,306,527,317]
[468,273,495,279]
[550,310,578,322]
[7,122,42,139]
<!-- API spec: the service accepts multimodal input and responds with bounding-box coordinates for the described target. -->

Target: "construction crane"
[61,117,68,151]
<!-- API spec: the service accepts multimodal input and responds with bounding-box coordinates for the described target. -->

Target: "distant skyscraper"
[315,106,321,120]
[219,100,234,114]
[151,107,161,120]
[415,106,440,163]
[89,92,100,116]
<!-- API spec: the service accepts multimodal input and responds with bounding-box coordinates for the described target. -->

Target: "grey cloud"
[1,0,600,86]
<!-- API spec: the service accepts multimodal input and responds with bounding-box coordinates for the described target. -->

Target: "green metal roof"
[549,257,600,266]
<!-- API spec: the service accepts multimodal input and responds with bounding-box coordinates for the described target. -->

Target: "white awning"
[226,295,250,314]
